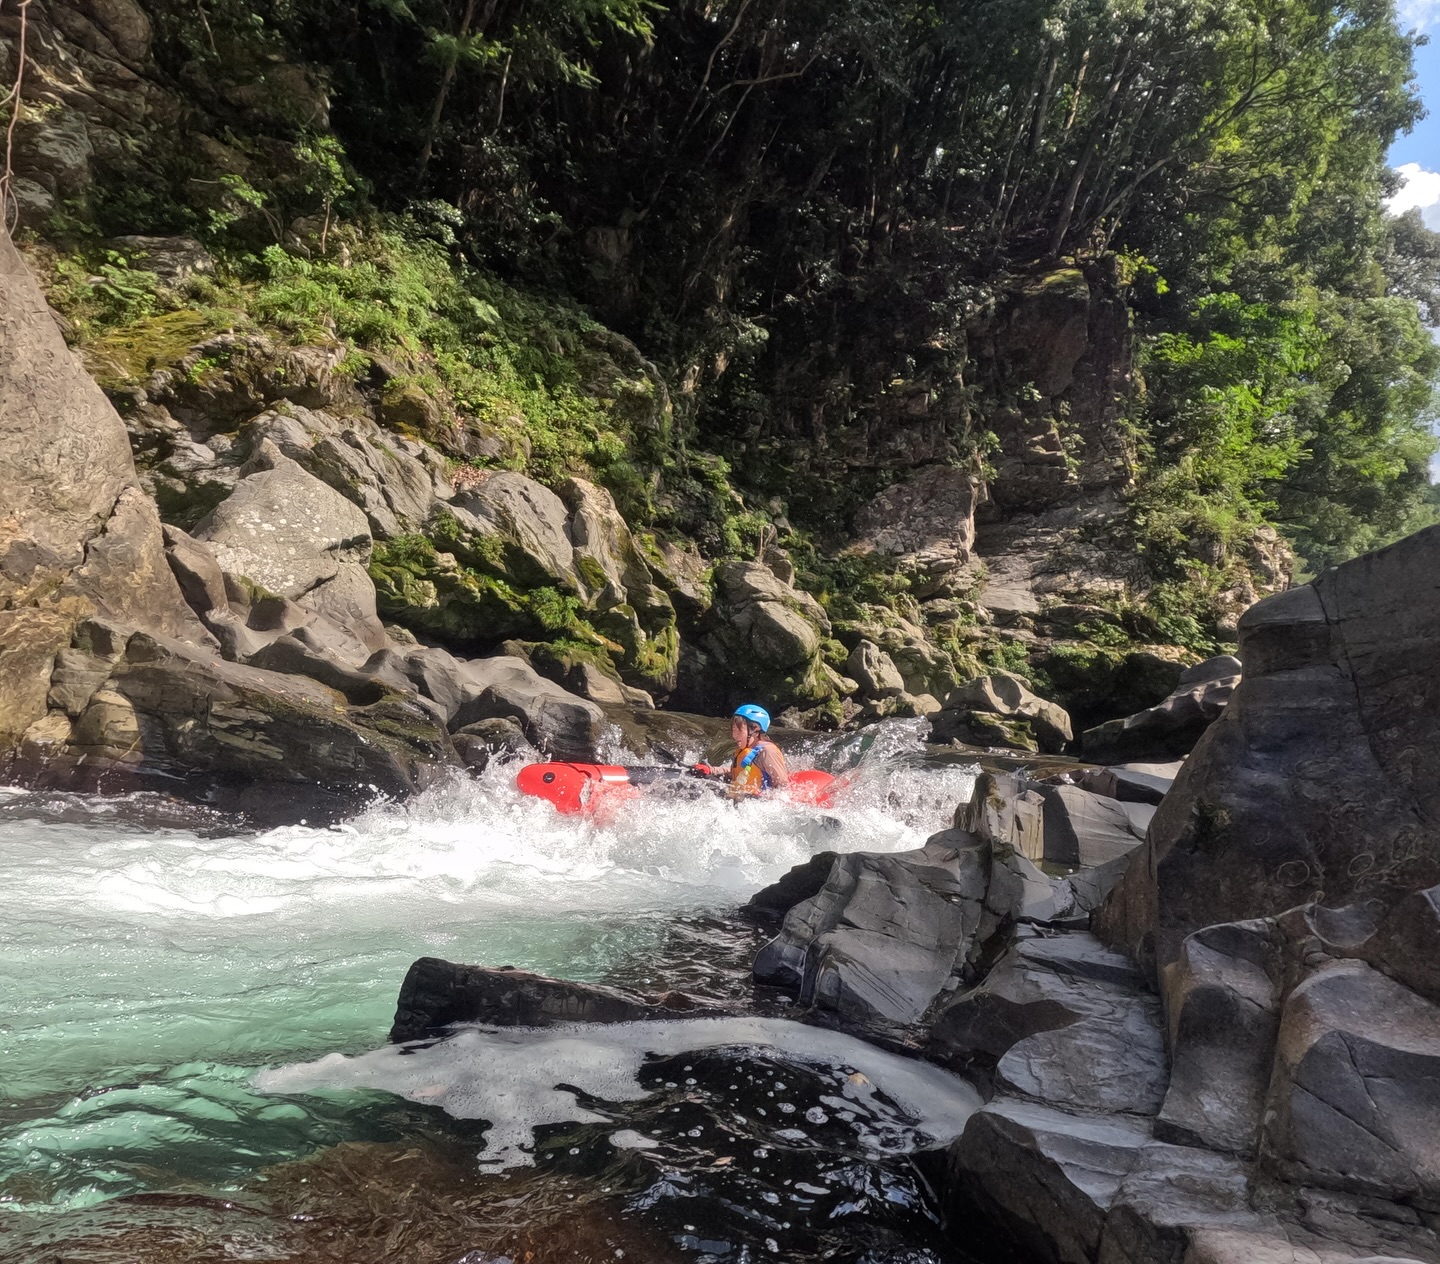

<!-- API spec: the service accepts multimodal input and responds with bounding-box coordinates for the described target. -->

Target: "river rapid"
[0,724,999,1264]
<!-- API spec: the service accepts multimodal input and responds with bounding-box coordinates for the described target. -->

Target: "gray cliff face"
[1099,523,1440,975]
[0,228,208,750]
[0,228,610,817]
[730,553,1440,1263]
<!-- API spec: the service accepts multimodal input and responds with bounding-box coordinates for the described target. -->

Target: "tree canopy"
[123,0,1440,570]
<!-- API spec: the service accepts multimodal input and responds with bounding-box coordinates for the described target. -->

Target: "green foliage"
[27,0,1440,674]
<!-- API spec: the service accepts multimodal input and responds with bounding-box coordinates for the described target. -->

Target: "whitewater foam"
[255,1015,983,1167]
[0,729,975,1207]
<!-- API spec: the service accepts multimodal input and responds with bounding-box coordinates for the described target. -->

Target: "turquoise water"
[0,745,976,1220]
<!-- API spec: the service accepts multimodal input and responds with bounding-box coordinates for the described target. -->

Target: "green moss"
[574,553,610,593]
[85,309,232,388]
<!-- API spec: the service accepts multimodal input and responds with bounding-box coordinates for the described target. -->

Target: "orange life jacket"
[729,739,782,796]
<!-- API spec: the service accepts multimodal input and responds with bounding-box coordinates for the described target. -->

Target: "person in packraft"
[692,703,789,798]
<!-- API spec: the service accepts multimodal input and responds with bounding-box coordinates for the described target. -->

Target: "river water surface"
[0,726,1000,1263]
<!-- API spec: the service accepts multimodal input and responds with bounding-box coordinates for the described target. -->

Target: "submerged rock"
[389,958,732,1042]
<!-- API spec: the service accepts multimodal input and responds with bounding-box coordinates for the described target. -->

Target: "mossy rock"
[369,535,578,648]
[931,709,1039,753]
[84,309,224,388]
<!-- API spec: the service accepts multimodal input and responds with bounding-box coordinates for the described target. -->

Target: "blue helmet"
[733,703,771,732]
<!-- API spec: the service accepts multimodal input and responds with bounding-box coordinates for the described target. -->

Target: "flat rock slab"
[943,1096,1440,1264]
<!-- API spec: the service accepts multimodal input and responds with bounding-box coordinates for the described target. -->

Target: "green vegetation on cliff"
[8,0,1440,723]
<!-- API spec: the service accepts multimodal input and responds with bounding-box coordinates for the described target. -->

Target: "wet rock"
[746,851,841,917]
[29,629,458,811]
[751,831,1088,1032]
[47,646,121,718]
[450,716,534,771]
[1099,525,1440,974]
[1082,655,1241,765]
[752,836,990,1027]
[389,958,726,1042]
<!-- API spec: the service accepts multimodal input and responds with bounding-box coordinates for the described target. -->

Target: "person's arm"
[759,743,789,788]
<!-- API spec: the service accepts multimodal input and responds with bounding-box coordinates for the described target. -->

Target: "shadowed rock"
[389,958,729,1042]
[1099,526,1440,976]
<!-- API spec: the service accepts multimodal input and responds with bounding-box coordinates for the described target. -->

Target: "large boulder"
[941,1098,1439,1264]
[0,229,205,752]
[1155,918,1282,1157]
[449,470,580,592]
[752,830,1109,1033]
[931,673,1073,754]
[752,836,991,1027]
[1262,958,1440,1206]
[702,560,834,709]
[957,770,1149,871]
[928,930,1168,1114]
[193,440,373,600]
[1083,654,1241,764]
[1099,527,1440,975]
[242,405,450,539]
[557,477,679,691]
[42,630,457,807]
[846,639,906,699]
[452,654,604,759]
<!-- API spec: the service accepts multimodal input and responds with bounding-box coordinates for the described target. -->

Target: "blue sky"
[1391,2,1440,222]
[1388,2,1440,478]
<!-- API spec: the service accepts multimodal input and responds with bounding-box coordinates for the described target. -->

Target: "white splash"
[255,1016,982,1168]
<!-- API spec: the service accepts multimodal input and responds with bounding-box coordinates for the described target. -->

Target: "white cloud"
[1397,0,1440,31]
[1388,163,1440,226]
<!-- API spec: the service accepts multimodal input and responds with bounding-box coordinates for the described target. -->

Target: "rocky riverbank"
[389,524,1440,1264]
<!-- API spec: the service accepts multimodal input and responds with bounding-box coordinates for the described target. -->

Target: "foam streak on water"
[0,741,975,1213]
[256,1016,984,1168]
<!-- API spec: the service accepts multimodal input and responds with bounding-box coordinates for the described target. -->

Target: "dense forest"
[5,0,1440,708]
